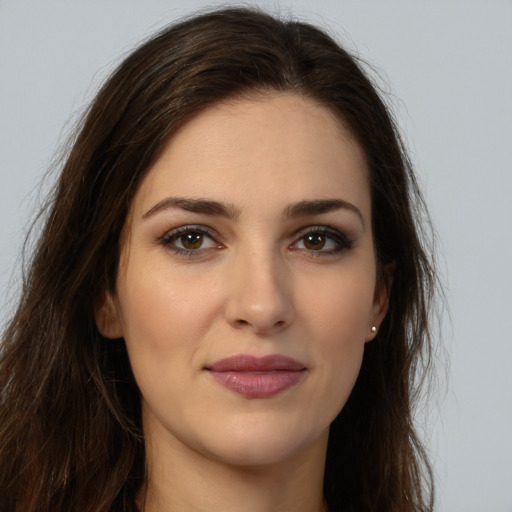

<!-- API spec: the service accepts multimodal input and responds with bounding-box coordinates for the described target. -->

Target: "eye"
[160,226,222,256]
[291,227,352,255]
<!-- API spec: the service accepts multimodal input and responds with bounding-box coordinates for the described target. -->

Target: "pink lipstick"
[205,354,306,398]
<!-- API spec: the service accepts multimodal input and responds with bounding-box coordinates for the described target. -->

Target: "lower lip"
[207,370,305,398]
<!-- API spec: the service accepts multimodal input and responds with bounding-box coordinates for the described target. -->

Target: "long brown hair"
[0,7,438,511]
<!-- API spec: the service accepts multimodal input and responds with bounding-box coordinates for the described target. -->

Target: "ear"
[366,264,394,342]
[94,289,124,339]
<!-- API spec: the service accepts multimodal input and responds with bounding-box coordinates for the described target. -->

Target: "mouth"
[205,354,306,398]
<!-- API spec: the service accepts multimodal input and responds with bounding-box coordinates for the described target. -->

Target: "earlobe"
[94,289,124,339]
[366,264,393,342]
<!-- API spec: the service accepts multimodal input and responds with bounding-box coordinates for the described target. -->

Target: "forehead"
[131,92,370,218]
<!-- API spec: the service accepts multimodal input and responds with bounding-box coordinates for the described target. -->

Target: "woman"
[0,7,438,512]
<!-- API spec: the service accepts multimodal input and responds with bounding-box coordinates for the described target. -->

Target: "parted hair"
[0,7,437,512]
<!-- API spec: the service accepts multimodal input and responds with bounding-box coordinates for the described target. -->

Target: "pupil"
[182,233,203,249]
[305,234,325,250]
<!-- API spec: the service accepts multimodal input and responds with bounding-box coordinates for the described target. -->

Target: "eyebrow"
[284,199,365,228]
[143,196,364,228]
[142,197,240,220]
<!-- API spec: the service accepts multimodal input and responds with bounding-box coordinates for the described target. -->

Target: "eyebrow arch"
[284,199,365,229]
[142,197,240,220]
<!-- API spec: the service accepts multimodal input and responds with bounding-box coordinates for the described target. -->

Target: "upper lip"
[206,354,306,372]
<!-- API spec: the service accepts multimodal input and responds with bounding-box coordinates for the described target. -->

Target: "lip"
[205,354,306,398]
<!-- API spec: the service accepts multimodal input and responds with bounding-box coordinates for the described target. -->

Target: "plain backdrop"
[1,0,511,510]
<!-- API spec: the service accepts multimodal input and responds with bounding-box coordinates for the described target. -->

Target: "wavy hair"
[0,7,438,511]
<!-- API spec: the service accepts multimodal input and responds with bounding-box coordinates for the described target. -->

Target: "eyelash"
[160,225,221,257]
[290,226,353,256]
[159,225,353,258]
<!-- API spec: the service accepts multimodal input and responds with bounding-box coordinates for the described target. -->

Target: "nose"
[223,248,295,335]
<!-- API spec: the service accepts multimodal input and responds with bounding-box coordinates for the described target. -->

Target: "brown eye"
[161,226,221,256]
[291,227,353,255]
[303,234,326,251]
[180,232,203,250]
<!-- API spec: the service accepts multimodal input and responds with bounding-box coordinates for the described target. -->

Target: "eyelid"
[158,223,353,258]
[160,224,224,255]
[290,225,353,254]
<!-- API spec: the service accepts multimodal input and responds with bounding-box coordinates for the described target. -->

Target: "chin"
[199,420,328,468]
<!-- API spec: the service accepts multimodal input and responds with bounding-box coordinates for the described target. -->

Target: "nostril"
[232,318,287,332]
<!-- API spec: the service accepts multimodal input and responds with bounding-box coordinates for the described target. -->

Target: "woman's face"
[97,92,388,468]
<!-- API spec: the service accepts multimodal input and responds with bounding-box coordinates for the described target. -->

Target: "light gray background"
[1,1,511,510]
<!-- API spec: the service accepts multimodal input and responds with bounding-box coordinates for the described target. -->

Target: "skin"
[96,92,389,512]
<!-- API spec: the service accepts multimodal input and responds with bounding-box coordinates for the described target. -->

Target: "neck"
[138,428,329,512]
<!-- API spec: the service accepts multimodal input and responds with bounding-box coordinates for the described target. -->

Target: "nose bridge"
[224,241,294,333]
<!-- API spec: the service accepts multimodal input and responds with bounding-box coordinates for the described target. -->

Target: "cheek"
[120,255,216,334]
[301,268,374,344]
[298,269,374,408]
[116,259,218,389]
